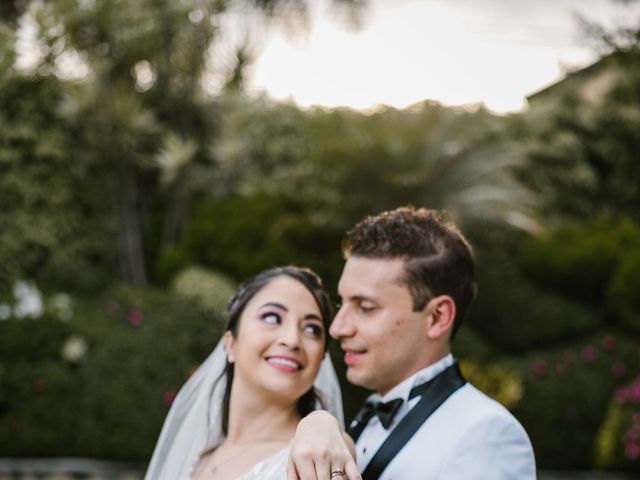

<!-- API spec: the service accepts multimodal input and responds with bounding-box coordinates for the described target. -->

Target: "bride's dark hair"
[219,266,334,436]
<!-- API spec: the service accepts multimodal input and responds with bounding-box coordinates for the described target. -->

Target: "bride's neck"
[225,383,300,443]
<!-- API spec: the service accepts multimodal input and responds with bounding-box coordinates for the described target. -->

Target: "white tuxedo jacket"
[360,383,536,480]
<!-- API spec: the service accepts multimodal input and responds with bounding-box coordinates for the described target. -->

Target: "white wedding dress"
[144,340,344,480]
[190,444,290,480]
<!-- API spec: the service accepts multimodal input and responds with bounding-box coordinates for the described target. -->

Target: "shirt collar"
[376,353,455,403]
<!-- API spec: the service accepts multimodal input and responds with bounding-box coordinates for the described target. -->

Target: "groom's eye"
[359,302,376,313]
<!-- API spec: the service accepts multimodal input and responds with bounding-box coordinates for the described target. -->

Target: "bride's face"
[224,275,326,404]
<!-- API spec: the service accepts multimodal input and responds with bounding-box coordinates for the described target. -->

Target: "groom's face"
[330,256,430,395]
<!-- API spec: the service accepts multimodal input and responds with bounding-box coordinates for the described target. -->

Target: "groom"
[288,207,535,479]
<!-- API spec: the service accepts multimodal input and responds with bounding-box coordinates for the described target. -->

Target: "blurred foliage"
[158,193,345,289]
[460,360,524,410]
[0,285,222,460]
[215,95,539,234]
[608,249,640,334]
[519,218,640,304]
[171,265,237,315]
[516,332,639,469]
[596,376,640,471]
[468,226,601,352]
[0,74,114,292]
[1,0,365,287]
[518,218,640,337]
[515,51,640,223]
[505,42,640,466]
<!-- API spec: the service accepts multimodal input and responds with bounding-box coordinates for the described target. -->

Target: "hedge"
[0,285,223,461]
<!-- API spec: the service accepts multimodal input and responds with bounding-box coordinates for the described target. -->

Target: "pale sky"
[14,0,638,113]
[240,0,638,113]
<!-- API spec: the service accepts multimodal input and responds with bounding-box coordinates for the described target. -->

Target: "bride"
[145,266,346,480]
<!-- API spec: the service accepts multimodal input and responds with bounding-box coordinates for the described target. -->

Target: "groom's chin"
[345,367,373,389]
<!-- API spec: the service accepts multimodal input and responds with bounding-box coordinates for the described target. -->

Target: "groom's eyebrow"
[343,294,376,303]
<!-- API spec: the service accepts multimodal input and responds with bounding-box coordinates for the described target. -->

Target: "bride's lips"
[265,355,303,373]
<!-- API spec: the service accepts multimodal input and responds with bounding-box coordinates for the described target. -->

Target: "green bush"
[519,218,640,304]
[171,265,237,315]
[0,75,114,292]
[595,376,640,471]
[0,285,224,460]
[0,315,80,455]
[452,326,497,363]
[515,331,637,468]
[158,194,344,289]
[460,360,524,410]
[468,242,600,352]
[608,250,640,333]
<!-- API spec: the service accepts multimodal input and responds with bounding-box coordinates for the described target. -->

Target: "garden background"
[1,0,640,475]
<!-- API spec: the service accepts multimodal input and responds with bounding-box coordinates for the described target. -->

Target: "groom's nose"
[329,304,355,339]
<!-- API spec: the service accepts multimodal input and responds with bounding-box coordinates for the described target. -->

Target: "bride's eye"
[261,312,281,324]
[302,323,324,337]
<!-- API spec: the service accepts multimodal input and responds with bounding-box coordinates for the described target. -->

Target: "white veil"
[144,339,344,480]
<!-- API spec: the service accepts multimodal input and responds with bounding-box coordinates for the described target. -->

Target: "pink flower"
[627,424,640,442]
[631,380,640,403]
[163,390,177,407]
[532,359,548,376]
[602,335,616,351]
[616,387,630,404]
[127,309,144,326]
[612,361,626,378]
[581,345,599,363]
[624,440,640,461]
[107,300,119,313]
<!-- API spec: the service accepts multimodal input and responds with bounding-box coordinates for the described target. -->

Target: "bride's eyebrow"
[259,302,287,311]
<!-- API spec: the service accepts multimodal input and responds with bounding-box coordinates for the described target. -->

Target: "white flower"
[13,280,44,319]
[50,293,73,321]
[61,336,88,363]
[0,304,11,320]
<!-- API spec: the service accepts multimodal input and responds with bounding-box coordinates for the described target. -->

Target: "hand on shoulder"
[287,411,361,480]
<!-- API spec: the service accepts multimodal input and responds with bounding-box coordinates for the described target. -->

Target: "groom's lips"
[343,348,366,366]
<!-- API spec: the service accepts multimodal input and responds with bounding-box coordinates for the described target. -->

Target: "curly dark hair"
[342,207,476,336]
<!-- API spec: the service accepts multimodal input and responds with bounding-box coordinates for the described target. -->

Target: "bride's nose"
[277,321,301,349]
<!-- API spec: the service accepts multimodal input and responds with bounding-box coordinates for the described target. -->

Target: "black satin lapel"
[360,363,466,480]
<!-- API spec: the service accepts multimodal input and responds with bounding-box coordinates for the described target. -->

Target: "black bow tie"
[354,398,404,430]
[348,380,435,438]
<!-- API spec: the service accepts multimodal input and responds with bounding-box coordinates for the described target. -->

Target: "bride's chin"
[260,381,313,404]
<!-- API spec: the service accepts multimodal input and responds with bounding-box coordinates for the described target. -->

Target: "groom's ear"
[223,331,236,363]
[424,295,456,341]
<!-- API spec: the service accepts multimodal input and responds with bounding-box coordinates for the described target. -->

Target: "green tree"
[0,75,114,291]
[214,97,539,234]
[2,0,364,287]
